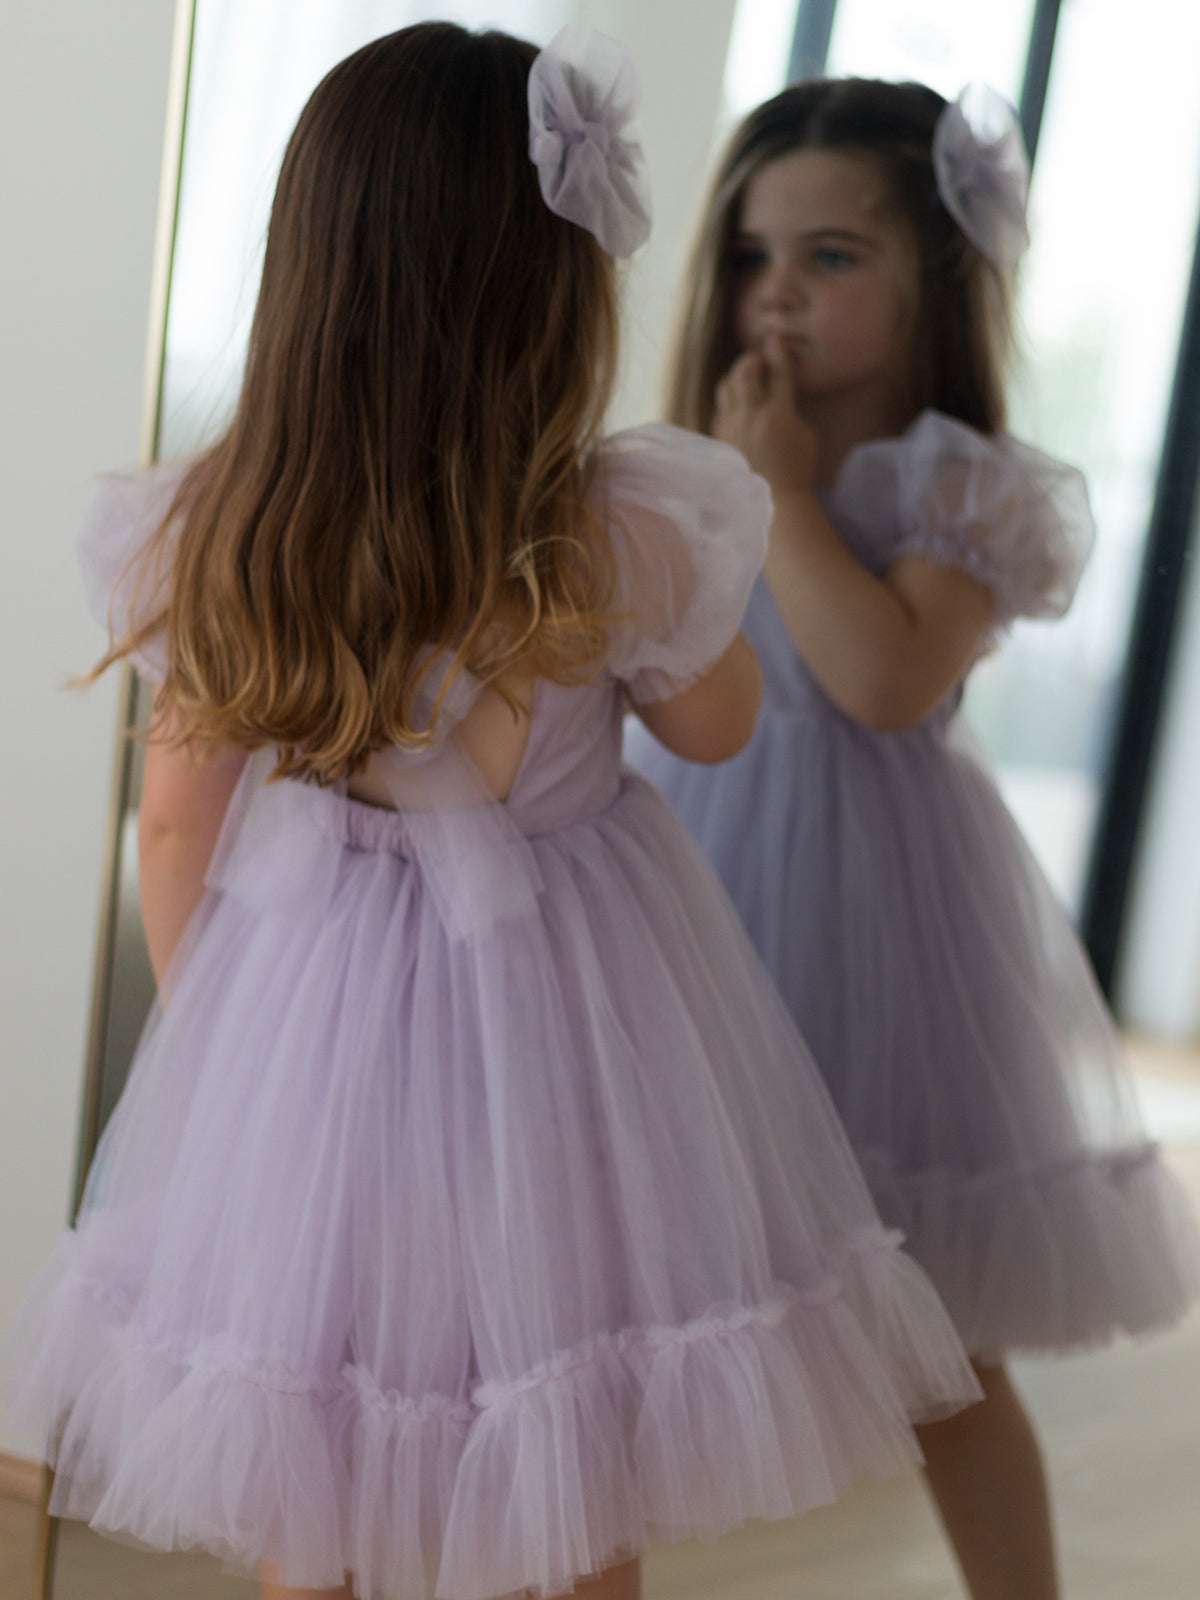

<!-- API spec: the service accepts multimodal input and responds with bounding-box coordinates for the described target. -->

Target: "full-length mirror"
[23,1,1200,1597]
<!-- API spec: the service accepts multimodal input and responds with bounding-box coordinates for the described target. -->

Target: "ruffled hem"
[10,1236,978,1600]
[864,1142,1200,1357]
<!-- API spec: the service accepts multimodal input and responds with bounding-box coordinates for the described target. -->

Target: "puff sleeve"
[77,461,189,681]
[592,423,771,701]
[834,411,1095,631]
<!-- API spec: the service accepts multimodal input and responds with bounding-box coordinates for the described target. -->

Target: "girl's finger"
[736,351,769,405]
[724,349,761,390]
[761,335,793,390]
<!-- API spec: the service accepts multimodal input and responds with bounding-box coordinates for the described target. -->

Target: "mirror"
[35,0,1200,1596]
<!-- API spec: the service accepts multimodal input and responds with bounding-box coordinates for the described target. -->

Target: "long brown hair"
[668,78,1013,437]
[103,24,621,783]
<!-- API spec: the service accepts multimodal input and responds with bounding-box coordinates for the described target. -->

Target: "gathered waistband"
[302,772,638,859]
[311,789,416,857]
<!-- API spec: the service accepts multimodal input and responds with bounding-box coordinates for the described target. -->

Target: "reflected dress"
[630,410,1200,1358]
[4,424,980,1600]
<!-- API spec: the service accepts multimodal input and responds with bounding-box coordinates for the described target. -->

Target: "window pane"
[721,0,803,123]
[964,0,1200,909]
[826,0,1034,103]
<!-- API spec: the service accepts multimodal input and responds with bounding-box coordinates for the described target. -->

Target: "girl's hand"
[713,339,818,494]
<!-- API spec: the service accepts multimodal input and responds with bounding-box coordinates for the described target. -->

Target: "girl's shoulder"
[831,410,1096,629]
[78,458,193,680]
[588,424,771,701]
[589,423,771,562]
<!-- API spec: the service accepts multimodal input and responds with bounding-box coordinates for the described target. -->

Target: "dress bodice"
[500,677,626,834]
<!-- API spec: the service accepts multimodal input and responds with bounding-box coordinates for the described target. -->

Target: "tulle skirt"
[5,773,979,1599]
[630,708,1200,1359]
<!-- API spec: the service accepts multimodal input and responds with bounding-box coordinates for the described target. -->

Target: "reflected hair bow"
[527,28,653,257]
[932,84,1031,272]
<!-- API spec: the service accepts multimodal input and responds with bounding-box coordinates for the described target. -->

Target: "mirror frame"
[35,4,198,1594]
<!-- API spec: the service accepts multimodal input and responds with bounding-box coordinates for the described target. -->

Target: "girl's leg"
[564,1559,642,1600]
[915,1360,1059,1600]
[260,1563,352,1599]
[260,1557,641,1600]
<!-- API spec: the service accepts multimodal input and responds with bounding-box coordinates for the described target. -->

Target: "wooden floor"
[3,1054,1198,1600]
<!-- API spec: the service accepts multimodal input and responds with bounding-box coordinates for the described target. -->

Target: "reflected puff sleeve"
[836,411,1096,634]
[77,461,190,682]
[592,423,771,702]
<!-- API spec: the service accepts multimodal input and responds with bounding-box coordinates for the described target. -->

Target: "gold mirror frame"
[34,4,198,1594]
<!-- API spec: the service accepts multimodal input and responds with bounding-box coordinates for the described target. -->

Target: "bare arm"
[633,632,763,762]
[762,492,994,729]
[138,718,247,986]
[715,342,995,731]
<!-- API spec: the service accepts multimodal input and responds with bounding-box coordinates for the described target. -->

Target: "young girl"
[2,29,984,1600]
[629,75,1200,1600]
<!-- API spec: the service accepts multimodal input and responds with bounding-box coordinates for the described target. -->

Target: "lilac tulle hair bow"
[932,84,1031,272]
[527,28,653,257]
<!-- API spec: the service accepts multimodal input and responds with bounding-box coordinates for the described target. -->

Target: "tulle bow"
[527,28,652,257]
[932,84,1031,272]
[205,663,545,946]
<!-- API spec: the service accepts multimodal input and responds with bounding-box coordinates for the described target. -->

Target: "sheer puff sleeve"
[592,423,771,702]
[77,461,190,682]
[834,411,1096,632]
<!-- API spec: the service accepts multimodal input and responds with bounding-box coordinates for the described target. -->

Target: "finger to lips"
[734,352,765,403]
[762,336,792,384]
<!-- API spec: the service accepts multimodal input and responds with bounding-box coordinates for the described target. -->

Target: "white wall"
[0,1,742,1458]
[0,1,178,1453]
[591,0,742,425]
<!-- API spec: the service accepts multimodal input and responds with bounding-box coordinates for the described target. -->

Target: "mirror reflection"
[17,2,1200,1598]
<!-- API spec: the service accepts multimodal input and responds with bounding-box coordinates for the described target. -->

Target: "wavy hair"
[101,23,621,783]
[668,77,1013,437]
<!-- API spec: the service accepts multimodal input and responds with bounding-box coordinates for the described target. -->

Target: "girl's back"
[12,408,981,1600]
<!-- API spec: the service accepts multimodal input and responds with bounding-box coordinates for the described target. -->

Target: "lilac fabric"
[629,410,1200,1359]
[4,424,980,1600]
[527,29,652,258]
[932,85,1030,272]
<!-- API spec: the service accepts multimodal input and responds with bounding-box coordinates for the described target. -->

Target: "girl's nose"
[757,260,802,309]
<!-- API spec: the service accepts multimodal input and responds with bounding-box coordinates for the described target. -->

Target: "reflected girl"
[629,75,1200,1600]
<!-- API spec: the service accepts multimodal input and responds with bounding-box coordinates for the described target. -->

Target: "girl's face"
[730,148,917,419]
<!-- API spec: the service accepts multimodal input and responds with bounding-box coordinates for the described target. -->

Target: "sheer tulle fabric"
[931,85,1030,272]
[629,414,1200,1358]
[77,459,186,679]
[526,28,653,258]
[5,426,979,1599]
[596,423,771,702]
[833,410,1094,633]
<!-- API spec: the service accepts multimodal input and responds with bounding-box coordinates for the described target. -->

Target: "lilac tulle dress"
[630,411,1200,1361]
[4,424,981,1600]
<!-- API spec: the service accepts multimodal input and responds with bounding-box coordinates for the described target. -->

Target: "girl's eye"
[730,246,768,275]
[813,246,856,271]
